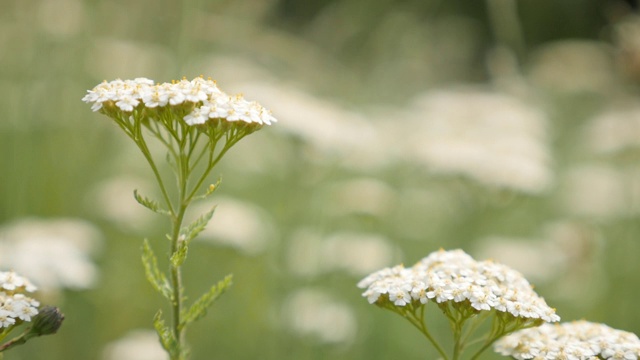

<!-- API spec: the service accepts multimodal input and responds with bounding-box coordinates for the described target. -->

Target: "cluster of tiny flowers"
[0,271,39,328]
[82,77,276,126]
[357,249,560,322]
[495,321,640,360]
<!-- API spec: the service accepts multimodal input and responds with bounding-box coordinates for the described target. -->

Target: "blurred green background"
[1,0,640,359]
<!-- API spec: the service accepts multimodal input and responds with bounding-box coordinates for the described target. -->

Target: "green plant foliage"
[142,239,173,301]
[133,189,171,216]
[153,310,178,356]
[181,206,216,244]
[170,206,217,268]
[181,275,233,329]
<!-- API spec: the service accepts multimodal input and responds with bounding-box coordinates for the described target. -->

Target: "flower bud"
[28,306,64,337]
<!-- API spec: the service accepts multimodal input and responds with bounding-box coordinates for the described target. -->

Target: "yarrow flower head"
[358,249,560,360]
[82,76,276,130]
[494,320,640,360]
[358,249,560,323]
[81,77,276,196]
[0,271,39,329]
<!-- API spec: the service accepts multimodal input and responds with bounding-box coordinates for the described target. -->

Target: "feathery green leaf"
[142,239,173,300]
[170,206,217,267]
[180,275,233,328]
[133,189,170,216]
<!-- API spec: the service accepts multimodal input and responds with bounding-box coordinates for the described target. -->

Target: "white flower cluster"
[82,77,276,126]
[0,271,39,328]
[358,249,560,322]
[409,90,551,194]
[495,321,640,360]
[0,217,102,291]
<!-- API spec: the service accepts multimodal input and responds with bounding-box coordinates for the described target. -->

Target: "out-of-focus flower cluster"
[0,218,101,292]
[82,77,276,126]
[102,330,168,360]
[282,288,357,344]
[190,196,277,256]
[0,271,39,329]
[409,90,551,194]
[358,249,560,322]
[495,320,640,360]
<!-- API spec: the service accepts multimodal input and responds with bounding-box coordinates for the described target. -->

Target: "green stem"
[189,136,216,175]
[168,128,194,360]
[452,321,463,360]
[135,117,191,360]
[148,121,180,165]
[461,311,491,346]
[401,305,449,360]
[467,315,539,360]
[446,304,477,360]
[469,337,499,360]
[170,203,188,360]
[0,329,33,353]
[133,121,176,216]
[186,142,232,201]
[0,328,13,344]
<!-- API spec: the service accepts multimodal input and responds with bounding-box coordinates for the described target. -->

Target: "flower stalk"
[0,306,65,353]
[83,77,275,359]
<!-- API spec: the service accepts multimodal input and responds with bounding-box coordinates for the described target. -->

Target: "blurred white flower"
[544,221,605,307]
[190,196,277,256]
[88,175,157,232]
[0,218,101,291]
[475,236,566,283]
[219,132,291,176]
[0,271,37,293]
[584,106,640,155]
[321,232,399,276]
[229,82,394,170]
[282,288,357,344]
[408,89,551,194]
[102,330,167,360]
[477,222,604,307]
[287,229,399,277]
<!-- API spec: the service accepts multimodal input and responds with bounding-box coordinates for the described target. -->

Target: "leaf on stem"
[170,243,188,268]
[133,189,171,216]
[142,239,173,300]
[180,275,233,328]
[182,205,217,242]
[153,310,178,355]
[170,206,216,267]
